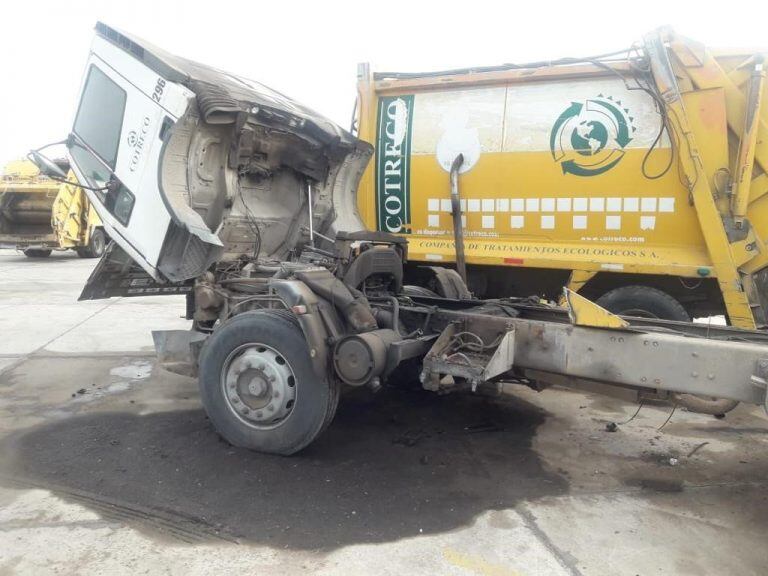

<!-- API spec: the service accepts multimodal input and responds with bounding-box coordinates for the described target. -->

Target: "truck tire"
[198,310,337,455]
[76,228,106,258]
[595,285,738,415]
[259,309,340,435]
[402,285,440,298]
[426,267,472,299]
[23,249,52,258]
[595,285,689,321]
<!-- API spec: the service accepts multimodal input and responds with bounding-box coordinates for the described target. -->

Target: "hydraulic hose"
[450,154,467,285]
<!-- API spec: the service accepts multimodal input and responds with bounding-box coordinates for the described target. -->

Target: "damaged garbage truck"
[30,22,768,454]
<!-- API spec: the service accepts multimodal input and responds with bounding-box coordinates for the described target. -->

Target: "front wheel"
[198,310,338,455]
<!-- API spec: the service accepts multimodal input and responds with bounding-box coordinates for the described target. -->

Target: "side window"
[70,65,136,225]
[105,183,135,226]
[73,65,126,169]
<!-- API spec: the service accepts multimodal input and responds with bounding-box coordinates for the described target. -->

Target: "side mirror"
[27,149,68,179]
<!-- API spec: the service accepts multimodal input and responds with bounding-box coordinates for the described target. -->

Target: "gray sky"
[1,0,766,168]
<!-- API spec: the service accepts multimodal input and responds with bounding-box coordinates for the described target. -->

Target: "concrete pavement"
[0,250,767,575]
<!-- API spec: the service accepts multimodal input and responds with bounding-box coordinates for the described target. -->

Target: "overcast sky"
[1,0,766,168]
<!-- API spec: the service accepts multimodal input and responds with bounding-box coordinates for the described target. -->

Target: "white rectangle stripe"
[641,197,657,212]
[424,196,676,229]
[640,215,656,230]
[573,215,587,229]
[658,197,675,212]
[589,197,605,212]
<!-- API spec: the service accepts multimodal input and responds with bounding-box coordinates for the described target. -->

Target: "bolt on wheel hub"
[222,344,297,428]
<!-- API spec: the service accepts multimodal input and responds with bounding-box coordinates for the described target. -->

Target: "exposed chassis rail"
[414,301,768,407]
[155,272,768,455]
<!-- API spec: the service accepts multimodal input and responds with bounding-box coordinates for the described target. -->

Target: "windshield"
[70,64,126,186]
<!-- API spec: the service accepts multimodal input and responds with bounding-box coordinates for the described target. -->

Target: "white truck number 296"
[151,77,166,102]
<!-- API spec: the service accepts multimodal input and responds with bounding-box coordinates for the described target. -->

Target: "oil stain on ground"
[0,387,567,550]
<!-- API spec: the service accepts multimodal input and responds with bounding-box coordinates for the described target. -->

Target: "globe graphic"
[570,120,608,156]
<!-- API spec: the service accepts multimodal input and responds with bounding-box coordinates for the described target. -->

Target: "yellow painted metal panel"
[564,288,629,328]
[358,75,711,277]
[355,30,768,329]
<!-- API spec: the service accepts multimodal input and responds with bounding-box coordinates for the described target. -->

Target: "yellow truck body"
[355,29,768,329]
[0,160,106,257]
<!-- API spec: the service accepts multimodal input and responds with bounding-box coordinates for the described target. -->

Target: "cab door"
[67,34,216,281]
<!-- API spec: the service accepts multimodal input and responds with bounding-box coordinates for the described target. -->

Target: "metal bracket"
[419,322,515,391]
[482,329,515,381]
[564,288,629,329]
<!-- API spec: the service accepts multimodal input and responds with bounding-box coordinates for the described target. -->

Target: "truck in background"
[0,159,106,258]
[354,31,768,330]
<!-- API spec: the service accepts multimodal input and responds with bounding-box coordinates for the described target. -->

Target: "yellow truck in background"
[355,29,768,330]
[0,159,106,258]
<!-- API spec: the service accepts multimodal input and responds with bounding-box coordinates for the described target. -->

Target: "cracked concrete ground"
[0,251,767,575]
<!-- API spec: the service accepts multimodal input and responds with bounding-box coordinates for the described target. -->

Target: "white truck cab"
[66,22,371,286]
[69,27,204,280]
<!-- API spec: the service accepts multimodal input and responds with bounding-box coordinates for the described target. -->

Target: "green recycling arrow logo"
[549,95,636,177]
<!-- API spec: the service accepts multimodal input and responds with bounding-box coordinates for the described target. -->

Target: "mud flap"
[152,329,208,377]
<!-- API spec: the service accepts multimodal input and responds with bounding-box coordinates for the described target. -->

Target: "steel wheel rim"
[221,342,297,430]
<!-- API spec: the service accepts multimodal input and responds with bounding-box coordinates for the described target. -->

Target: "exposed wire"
[618,401,644,425]
[445,352,473,366]
[657,402,677,430]
[578,46,676,181]
[236,176,262,261]
[374,47,637,79]
[447,331,503,354]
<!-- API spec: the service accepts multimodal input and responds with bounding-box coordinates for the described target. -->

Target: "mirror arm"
[37,170,109,192]
[28,134,110,192]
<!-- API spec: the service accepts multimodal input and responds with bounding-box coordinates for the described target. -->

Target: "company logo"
[375,95,414,233]
[127,117,151,172]
[549,95,636,177]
